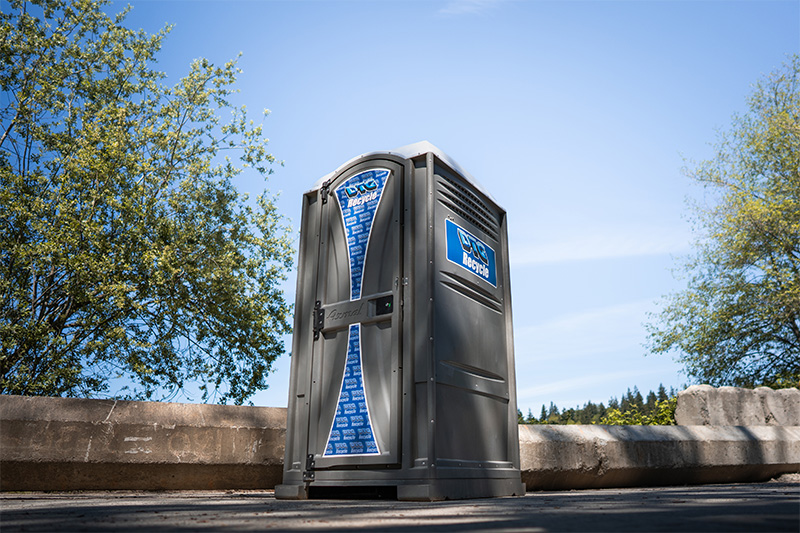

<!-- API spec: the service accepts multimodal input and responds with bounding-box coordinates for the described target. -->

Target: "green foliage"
[600,397,677,426]
[521,384,678,425]
[647,56,800,389]
[0,0,293,404]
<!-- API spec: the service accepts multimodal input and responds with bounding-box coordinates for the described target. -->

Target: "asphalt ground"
[1,479,798,532]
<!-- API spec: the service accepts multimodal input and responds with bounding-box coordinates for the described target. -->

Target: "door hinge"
[313,300,324,340]
[320,179,332,204]
[303,454,316,482]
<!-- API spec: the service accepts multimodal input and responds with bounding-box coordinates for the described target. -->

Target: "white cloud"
[514,299,655,362]
[509,226,691,266]
[511,299,687,410]
[438,0,505,15]
[516,368,663,404]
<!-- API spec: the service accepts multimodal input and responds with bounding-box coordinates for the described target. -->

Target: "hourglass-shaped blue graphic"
[323,168,389,456]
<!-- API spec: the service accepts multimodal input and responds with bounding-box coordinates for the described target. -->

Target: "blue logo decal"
[445,219,497,287]
[344,179,378,199]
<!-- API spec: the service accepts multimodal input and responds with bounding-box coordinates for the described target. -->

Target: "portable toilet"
[275,141,525,501]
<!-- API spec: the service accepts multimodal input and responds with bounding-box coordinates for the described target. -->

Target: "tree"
[631,386,643,408]
[0,0,293,404]
[656,383,668,402]
[545,402,561,424]
[644,391,657,415]
[620,388,634,412]
[647,55,800,389]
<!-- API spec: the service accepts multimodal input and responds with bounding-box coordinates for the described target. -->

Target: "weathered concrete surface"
[2,394,799,492]
[0,395,286,491]
[519,424,800,491]
[676,385,800,426]
[1,480,798,532]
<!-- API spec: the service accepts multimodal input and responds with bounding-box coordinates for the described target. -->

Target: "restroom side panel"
[431,160,513,466]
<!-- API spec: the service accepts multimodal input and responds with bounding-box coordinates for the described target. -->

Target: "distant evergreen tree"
[657,383,669,402]
[577,402,593,424]
[632,386,644,408]
[620,389,633,412]
[520,385,680,426]
[645,391,658,415]
[597,402,607,424]
[546,402,561,424]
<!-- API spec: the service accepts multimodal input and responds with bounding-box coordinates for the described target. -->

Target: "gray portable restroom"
[275,141,525,501]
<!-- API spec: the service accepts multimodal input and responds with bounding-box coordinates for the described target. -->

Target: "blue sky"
[111,0,798,413]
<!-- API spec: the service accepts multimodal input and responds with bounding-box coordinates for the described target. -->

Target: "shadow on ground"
[1,481,798,532]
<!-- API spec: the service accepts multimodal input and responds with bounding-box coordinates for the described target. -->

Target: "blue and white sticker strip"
[445,219,497,287]
[334,168,391,302]
[323,324,379,456]
[323,168,390,456]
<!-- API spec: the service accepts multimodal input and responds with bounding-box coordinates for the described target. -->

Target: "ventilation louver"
[437,173,499,241]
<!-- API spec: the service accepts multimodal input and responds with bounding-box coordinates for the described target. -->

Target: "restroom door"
[306,161,403,469]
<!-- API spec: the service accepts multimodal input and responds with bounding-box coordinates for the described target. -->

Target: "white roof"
[307,141,499,207]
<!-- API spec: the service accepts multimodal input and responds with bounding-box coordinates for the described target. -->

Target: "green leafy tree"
[0,0,293,404]
[647,56,800,389]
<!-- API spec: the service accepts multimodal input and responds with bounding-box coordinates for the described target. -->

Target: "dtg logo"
[445,219,497,287]
[343,178,379,208]
[457,227,489,265]
[344,179,378,198]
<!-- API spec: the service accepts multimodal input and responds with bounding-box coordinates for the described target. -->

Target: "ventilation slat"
[436,174,499,241]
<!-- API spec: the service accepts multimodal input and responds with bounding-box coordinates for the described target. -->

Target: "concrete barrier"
[676,385,800,426]
[519,424,800,490]
[0,395,286,491]
[1,394,798,492]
